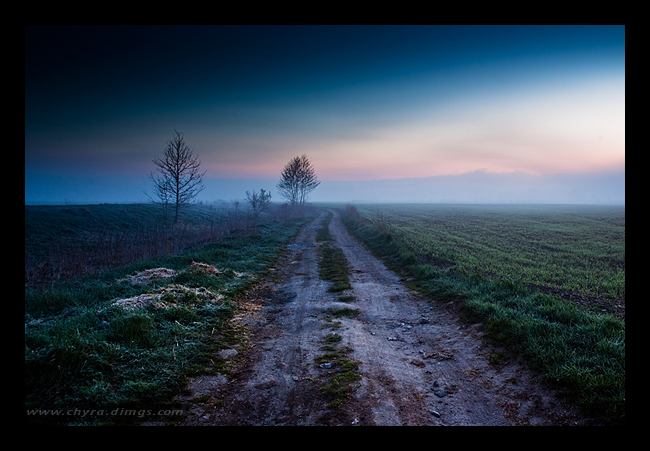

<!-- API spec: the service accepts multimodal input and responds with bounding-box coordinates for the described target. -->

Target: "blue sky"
[25,25,625,204]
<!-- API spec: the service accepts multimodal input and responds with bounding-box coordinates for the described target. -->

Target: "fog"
[25,170,624,206]
[314,170,625,205]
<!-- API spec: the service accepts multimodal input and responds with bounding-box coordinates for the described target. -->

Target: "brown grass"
[129,268,177,284]
[113,283,224,310]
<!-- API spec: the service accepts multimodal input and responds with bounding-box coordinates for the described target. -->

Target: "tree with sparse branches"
[245,188,272,218]
[148,130,205,222]
[277,154,320,207]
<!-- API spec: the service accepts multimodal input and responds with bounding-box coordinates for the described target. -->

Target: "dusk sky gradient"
[25,25,625,204]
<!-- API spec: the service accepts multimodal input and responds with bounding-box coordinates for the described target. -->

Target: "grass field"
[24,202,625,425]
[25,202,264,287]
[341,203,625,425]
[25,203,312,425]
[355,204,625,302]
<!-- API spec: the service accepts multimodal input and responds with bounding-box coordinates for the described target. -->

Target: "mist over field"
[315,170,625,204]
[25,169,624,205]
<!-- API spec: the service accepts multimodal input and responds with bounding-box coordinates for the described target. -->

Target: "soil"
[168,209,593,426]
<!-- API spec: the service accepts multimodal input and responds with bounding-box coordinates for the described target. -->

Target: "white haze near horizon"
[25,169,624,206]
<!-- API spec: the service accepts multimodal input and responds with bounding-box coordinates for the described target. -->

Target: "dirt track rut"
[177,209,586,426]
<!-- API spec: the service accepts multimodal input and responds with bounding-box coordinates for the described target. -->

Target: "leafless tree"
[277,154,320,207]
[149,130,205,222]
[245,188,272,218]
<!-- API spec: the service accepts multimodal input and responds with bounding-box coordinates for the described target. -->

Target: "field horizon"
[25,200,625,207]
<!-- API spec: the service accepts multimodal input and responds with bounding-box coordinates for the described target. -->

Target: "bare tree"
[149,130,205,222]
[245,188,272,219]
[277,154,320,207]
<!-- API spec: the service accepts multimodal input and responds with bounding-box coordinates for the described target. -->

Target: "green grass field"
[354,204,624,301]
[341,203,625,425]
[25,203,311,425]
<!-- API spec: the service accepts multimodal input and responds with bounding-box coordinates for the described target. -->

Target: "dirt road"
[177,209,587,426]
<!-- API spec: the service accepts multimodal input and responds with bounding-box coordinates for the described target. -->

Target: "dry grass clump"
[126,263,245,287]
[189,261,223,275]
[113,293,158,309]
[129,268,177,285]
[190,261,247,278]
[112,262,248,311]
[113,284,223,310]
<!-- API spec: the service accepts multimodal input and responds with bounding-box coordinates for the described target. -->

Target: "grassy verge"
[314,210,360,407]
[315,211,352,293]
[25,216,308,425]
[316,326,361,408]
[340,205,625,425]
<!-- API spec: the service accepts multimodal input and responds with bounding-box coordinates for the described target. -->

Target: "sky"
[25,25,625,205]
